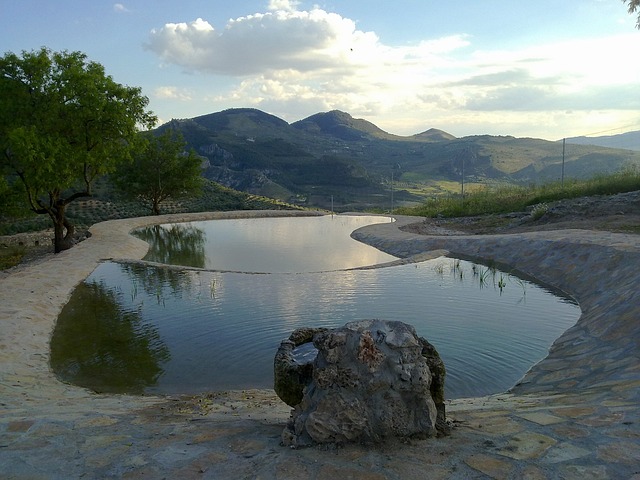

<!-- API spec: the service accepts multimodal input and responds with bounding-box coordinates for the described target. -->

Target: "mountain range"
[565,130,640,151]
[157,108,640,211]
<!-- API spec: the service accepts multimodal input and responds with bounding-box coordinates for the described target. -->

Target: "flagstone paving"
[1,211,639,479]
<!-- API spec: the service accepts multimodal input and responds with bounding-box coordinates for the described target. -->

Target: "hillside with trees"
[0,52,299,243]
[160,108,640,211]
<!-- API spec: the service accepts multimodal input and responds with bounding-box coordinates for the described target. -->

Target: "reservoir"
[51,215,580,399]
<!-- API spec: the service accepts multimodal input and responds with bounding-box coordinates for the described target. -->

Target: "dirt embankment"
[402,190,640,236]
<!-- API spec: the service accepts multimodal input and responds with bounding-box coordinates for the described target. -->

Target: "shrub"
[530,203,549,220]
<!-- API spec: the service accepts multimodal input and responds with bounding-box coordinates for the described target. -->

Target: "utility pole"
[461,155,465,199]
[561,138,566,190]
[390,170,394,214]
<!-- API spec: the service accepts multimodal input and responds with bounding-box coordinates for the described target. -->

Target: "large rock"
[273,327,327,408]
[277,320,447,447]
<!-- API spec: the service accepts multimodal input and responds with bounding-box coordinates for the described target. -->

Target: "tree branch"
[63,189,92,205]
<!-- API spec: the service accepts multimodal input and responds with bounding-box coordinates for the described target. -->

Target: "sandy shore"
[1,210,639,479]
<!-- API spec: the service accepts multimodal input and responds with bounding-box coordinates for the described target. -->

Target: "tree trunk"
[50,205,75,253]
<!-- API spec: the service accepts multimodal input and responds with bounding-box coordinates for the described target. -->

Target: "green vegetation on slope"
[0,179,302,236]
[161,109,640,212]
[0,245,26,269]
[396,169,640,218]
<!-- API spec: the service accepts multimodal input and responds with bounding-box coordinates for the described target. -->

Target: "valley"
[161,108,640,211]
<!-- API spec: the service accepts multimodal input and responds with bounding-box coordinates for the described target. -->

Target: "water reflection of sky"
[135,215,397,272]
[53,257,580,399]
[53,215,581,399]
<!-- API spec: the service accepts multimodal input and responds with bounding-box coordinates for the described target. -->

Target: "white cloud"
[414,32,640,117]
[113,3,129,13]
[267,0,300,12]
[146,7,384,76]
[144,5,470,121]
[154,86,192,101]
[145,4,640,138]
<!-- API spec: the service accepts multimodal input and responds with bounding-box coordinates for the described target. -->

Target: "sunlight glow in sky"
[1,0,638,139]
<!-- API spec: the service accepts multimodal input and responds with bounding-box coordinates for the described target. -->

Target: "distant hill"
[566,130,640,151]
[411,128,457,142]
[292,110,402,141]
[157,109,640,211]
[192,108,290,135]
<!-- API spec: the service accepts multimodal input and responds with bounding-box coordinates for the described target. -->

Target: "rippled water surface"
[52,216,580,399]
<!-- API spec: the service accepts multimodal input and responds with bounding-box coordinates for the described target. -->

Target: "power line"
[580,123,639,137]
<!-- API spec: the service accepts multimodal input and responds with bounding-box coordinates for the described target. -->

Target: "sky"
[1,0,639,140]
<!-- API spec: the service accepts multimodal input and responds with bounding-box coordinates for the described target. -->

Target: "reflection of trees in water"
[50,280,171,394]
[119,261,191,304]
[133,224,206,268]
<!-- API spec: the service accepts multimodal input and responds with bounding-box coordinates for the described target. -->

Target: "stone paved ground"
[1,211,639,479]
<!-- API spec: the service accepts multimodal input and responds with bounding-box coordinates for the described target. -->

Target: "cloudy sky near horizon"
[1,0,639,140]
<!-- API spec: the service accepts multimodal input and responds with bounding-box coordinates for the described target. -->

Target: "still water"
[133,215,398,272]
[51,216,580,399]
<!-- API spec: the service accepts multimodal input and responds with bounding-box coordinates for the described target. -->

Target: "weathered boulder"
[277,320,447,447]
[273,327,328,408]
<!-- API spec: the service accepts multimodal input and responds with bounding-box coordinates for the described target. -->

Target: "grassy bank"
[396,169,640,218]
[0,245,26,270]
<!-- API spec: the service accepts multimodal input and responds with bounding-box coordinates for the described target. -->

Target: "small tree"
[114,129,204,215]
[0,48,156,252]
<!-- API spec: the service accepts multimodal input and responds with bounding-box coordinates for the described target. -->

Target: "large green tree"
[114,129,204,215]
[0,48,156,252]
